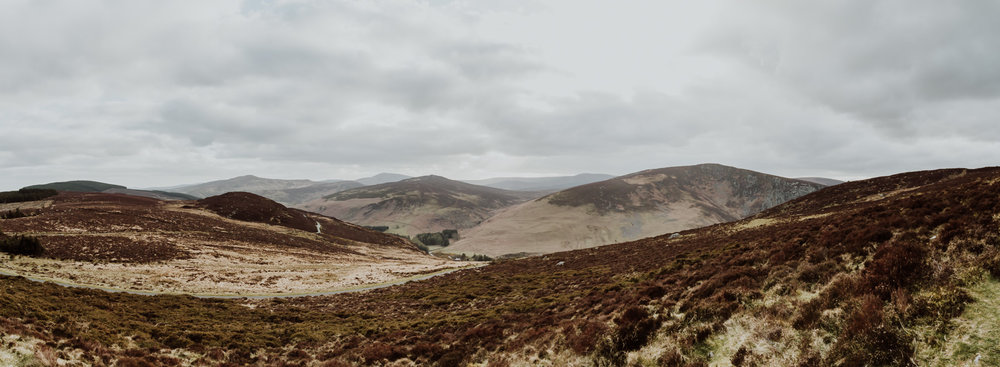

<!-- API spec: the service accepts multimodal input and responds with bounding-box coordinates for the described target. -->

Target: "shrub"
[0,235,43,256]
[864,239,927,299]
[415,232,449,247]
[565,321,607,355]
[0,188,57,203]
[829,295,913,367]
[613,306,659,352]
[0,208,28,219]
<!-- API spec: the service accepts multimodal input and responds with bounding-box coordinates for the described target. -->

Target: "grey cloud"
[705,0,1000,134]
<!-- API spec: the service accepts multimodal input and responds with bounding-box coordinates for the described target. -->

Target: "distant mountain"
[23,180,194,201]
[24,180,125,192]
[795,177,845,186]
[173,175,317,198]
[259,181,364,206]
[448,164,825,257]
[102,188,198,201]
[299,175,537,236]
[355,173,411,186]
[462,173,615,192]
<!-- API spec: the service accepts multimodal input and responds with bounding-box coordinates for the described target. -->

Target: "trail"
[0,264,480,299]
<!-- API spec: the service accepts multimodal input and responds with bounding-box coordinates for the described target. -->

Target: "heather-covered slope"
[300,175,537,236]
[1,167,998,366]
[450,163,824,256]
[0,192,459,295]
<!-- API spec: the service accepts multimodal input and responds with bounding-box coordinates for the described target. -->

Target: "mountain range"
[299,175,539,236]
[449,164,825,256]
[1,166,994,366]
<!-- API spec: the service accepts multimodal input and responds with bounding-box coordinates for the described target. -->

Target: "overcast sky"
[2,0,998,190]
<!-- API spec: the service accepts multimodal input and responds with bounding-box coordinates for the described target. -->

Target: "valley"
[0,166,995,366]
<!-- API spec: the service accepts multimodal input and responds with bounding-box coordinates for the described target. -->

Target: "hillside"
[796,176,844,186]
[101,188,198,201]
[356,172,412,186]
[0,192,461,295]
[1,167,997,366]
[255,180,364,206]
[173,175,318,198]
[449,164,824,257]
[462,173,615,192]
[24,180,125,192]
[300,175,538,236]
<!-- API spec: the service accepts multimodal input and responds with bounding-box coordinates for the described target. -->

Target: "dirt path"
[0,264,482,299]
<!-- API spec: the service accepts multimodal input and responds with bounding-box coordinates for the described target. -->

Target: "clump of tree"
[364,225,390,232]
[470,254,492,261]
[1,208,29,219]
[413,229,459,248]
[0,188,58,203]
[0,231,43,256]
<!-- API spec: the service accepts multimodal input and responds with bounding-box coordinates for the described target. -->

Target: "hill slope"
[356,172,412,186]
[0,192,460,295]
[24,180,125,192]
[462,173,615,192]
[450,163,824,256]
[300,175,538,236]
[2,167,997,366]
[173,175,317,198]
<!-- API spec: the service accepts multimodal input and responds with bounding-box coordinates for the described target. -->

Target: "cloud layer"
[1,0,997,189]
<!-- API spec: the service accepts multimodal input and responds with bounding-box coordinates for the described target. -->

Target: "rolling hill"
[462,173,615,192]
[170,175,364,206]
[299,175,538,236]
[0,191,461,295]
[355,172,412,186]
[795,176,844,186]
[24,180,197,201]
[24,180,126,192]
[1,167,997,366]
[448,163,825,256]
[171,175,319,198]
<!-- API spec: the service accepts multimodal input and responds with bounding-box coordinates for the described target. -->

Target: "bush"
[0,208,28,219]
[415,232,449,247]
[864,240,927,299]
[0,235,43,256]
[0,188,58,203]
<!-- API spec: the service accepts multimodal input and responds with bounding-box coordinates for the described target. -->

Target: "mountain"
[4,167,997,366]
[24,180,126,192]
[254,180,364,206]
[448,163,825,256]
[101,188,199,201]
[355,172,411,186]
[0,191,460,295]
[299,175,537,236]
[795,176,845,186]
[172,175,317,198]
[462,173,615,192]
[23,180,196,201]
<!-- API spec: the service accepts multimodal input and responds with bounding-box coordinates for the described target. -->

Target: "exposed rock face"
[448,164,825,256]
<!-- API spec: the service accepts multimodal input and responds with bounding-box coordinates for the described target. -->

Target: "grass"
[917,276,1000,366]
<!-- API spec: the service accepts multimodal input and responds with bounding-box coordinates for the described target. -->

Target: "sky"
[1,0,998,190]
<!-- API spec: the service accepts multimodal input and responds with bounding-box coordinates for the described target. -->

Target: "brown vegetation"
[0,167,997,365]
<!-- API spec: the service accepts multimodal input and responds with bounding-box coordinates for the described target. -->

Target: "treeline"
[0,231,43,256]
[414,229,459,248]
[363,225,390,232]
[451,253,493,262]
[0,188,58,203]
